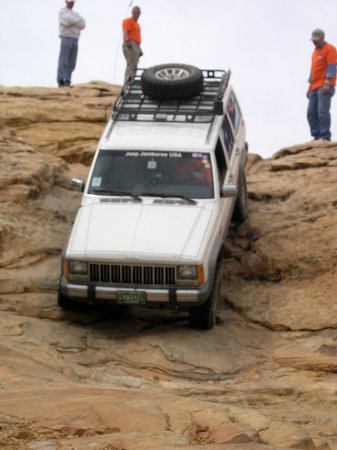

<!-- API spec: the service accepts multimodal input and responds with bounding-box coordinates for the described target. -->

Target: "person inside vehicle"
[174,158,212,185]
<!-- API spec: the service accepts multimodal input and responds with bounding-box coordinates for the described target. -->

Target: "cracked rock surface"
[0,84,337,450]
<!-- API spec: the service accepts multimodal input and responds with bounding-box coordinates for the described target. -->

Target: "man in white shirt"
[57,0,85,87]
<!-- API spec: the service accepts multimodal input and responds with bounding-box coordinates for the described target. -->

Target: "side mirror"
[221,184,237,198]
[71,178,85,192]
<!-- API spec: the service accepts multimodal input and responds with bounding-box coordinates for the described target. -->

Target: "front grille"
[90,263,176,286]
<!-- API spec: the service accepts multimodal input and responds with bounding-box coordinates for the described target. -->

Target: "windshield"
[88,150,214,199]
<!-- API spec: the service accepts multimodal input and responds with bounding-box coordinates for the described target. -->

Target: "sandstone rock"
[260,421,316,449]
[1,84,337,450]
[225,142,337,331]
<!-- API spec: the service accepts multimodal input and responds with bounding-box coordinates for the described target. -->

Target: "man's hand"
[139,47,143,57]
[126,40,132,49]
[322,81,330,94]
[306,88,311,99]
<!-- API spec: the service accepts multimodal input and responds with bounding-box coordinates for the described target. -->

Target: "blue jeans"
[307,86,335,140]
[57,37,78,86]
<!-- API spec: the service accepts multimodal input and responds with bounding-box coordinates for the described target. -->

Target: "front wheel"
[141,63,204,101]
[188,267,222,330]
[57,288,85,311]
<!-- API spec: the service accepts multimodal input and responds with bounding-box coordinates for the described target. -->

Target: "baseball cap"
[66,0,75,3]
[311,28,325,41]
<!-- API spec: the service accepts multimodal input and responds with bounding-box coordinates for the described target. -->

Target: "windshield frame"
[87,149,215,200]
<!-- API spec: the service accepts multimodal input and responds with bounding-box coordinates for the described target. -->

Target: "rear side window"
[222,115,234,157]
[226,93,242,131]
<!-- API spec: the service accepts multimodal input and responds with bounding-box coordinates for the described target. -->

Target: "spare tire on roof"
[141,63,204,101]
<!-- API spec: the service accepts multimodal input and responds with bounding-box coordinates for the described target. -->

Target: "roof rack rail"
[111,68,231,124]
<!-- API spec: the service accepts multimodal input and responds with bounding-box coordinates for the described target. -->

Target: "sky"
[1,0,337,158]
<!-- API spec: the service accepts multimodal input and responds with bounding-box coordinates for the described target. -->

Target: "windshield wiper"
[92,188,142,202]
[139,192,197,205]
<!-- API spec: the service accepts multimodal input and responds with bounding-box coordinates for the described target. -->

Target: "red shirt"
[122,17,141,45]
[310,42,337,90]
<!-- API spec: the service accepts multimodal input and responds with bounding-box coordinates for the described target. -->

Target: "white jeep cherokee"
[58,64,248,330]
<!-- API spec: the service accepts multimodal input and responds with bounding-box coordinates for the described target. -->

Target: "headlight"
[177,265,198,280]
[68,260,88,275]
[64,260,89,281]
[176,265,205,286]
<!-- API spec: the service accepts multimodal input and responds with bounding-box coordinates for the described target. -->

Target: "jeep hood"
[67,202,213,261]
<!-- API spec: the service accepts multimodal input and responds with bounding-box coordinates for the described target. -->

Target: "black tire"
[57,288,85,312]
[232,169,248,223]
[141,63,204,101]
[189,267,222,330]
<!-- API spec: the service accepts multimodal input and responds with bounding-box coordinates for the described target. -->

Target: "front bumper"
[60,277,211,308]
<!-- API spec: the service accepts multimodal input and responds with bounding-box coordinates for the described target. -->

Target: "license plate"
[117,291,147,304]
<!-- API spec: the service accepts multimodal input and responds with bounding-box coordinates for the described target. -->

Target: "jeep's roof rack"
[111,69,231,125]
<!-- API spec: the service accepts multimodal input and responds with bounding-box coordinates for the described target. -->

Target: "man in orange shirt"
[122,6,143,84]
[307,28,337,141]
